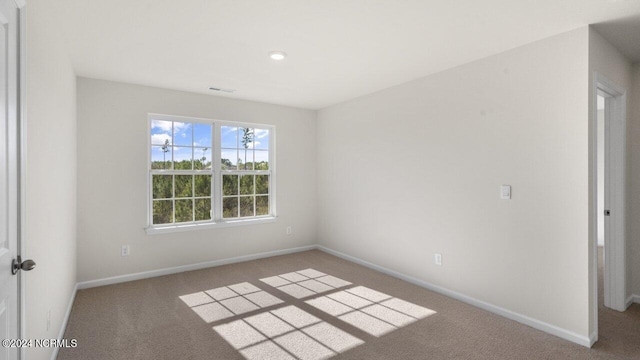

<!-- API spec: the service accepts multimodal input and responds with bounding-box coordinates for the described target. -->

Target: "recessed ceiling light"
[269,51,287,60]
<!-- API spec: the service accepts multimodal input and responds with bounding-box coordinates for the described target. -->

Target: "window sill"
[145,216,277,235]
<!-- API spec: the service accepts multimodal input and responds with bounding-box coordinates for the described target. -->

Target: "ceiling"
[593,14,640,62]
[48,0,640,110]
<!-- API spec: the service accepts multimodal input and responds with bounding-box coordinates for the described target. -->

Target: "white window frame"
[146,113,276,235]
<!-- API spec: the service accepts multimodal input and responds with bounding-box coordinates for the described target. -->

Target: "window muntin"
[148,115,273,230]
[222,174,270,218]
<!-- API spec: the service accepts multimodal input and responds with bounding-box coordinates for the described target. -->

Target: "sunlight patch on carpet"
[306,286,436,337]
[180,272,435,359]
[179,282,284,323]
[260,269,352,299]
[213,305,363,360]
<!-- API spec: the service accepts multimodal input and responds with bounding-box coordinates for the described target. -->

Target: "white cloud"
[194,142,209,148]
[255,129,269,139]
[151,120,189,134]
[222,126,239,135]
[172,146,195,153]
[151,120,172,132]
[151,133,171,145]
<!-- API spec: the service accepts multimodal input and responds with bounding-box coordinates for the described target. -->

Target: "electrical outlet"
[121,245,130,256]
[286,226,292,235]
[434,253,442,266]
[500,185,511,200]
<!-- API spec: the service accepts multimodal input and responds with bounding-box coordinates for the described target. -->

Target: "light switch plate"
[500,185,511,200]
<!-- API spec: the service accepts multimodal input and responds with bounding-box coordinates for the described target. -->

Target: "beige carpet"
[594,247,640,358]
[57,249,640,359]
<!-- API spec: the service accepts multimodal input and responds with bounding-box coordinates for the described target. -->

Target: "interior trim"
[50,283,78,360]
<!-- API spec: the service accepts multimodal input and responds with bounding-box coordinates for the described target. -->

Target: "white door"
[0,0,20,359]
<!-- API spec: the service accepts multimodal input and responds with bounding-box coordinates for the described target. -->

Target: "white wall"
[317,28,590,339]
[76,78,317,282]
[25,1,77,359]
[588,28,634,325]
[631,64,640,298]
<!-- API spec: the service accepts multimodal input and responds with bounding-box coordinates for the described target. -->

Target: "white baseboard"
[589,331,598,347]
[66,244,595,350]
[624,294,640,308]
[316,245,592,348]
[50,283,78,360]
[77,245,316,289]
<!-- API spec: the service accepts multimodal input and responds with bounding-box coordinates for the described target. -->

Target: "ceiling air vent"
[209,86,236,93]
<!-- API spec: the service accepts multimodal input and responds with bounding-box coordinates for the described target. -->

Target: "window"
[148,114,274,233]
[220,126,271,218]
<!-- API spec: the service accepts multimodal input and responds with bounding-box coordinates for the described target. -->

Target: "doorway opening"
[592,73,628,347]
[591,73,640,355]
[596,92,605,306]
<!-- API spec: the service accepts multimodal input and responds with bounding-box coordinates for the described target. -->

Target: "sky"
[150,120,270,166]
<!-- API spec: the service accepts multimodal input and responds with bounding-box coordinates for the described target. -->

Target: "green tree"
[195,147,209,170]
[223,175,238,196]
[201,147,208,162]
[195,198,211,221]
[153,201,172,224]
[152,175,172,199]
[241,128,254,170]
[161,139,170,169]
